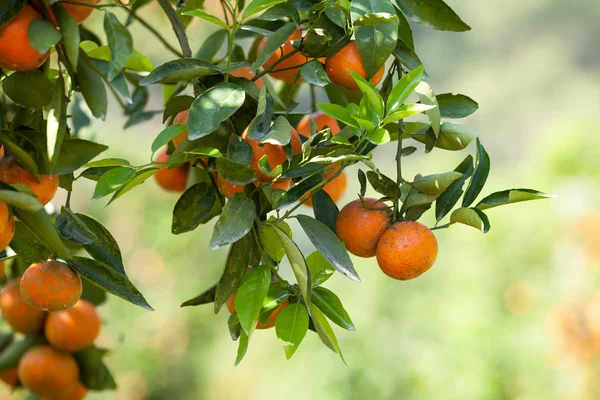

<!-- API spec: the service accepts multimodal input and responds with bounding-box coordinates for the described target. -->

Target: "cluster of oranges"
[336,199,439,280]
[0,261,99,399]
[0,155,59,251]
[0,0,98,72]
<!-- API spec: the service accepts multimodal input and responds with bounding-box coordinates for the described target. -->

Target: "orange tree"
[0,0,552,394]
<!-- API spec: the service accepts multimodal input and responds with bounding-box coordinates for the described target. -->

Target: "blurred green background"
[4,0,600,398]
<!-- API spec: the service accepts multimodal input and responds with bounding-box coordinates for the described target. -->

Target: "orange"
[297,111,340,138]
[44,381,88,400]
[172,109,189,148]
[153,148,189,192]
[336,198,391,258]
[217,175,292,198]
[258,28,310,82]
[241,127,289,182]
[376,221,438,280]
[303,167,347,207]
[290,127,303,156]
[230,66,264,88]
[45,300,101,353]
[0,367,18,387]
[226,292,290,329]
[0,201,9,232]
[32,0,99,25]
[18,345,79,397]
[0,157,58,205]
[0,5,49,71]
[20,261,82,311]
[0,215,14,251]
[325,41,385,91]
[0,279,47,334]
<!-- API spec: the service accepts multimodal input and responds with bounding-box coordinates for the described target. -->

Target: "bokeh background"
[4,0,600,398]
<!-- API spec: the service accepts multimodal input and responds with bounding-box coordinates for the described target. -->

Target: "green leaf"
[476,189,553,211]
[276,303,309,359]
[450,207,490,233]
[386,65,424,114]
[234,330,250,366]
[367,170,401,199]
[227,135,253,165]
[181,284,216,307]
[0,190,42,212]
[52,5,79,71]
[163,95,194,123]
[182,9,229,29]
[151,124,187,153]
[171,183,217,234]
[409,122,477,151]
[396,6,414,48]
[251,22,296,72]
[54,138,108,175]
[243,0,287,20]
[383,103,434,125]
[76,214,126,277]
[366,127,390,145]
[396,0,471,32]
[311,303,345,361]
[415,81,440,136]
[74,346,117,391]
[317,104,359,129]
[0,336,46,371]
[86,45,153,72]
[259,220,291,262]
[0,0,26,30]
[411,171,463,195]
[300,60,330,87]
[139,58,220,86]
[235,265,271,334]
[393,40,428,77]
[66,257,152,311]
[462,139,490,207]
[312,190,339,234]
[78,52,108,119]
[210,193,256,250]
[437,93,478,119]
[14,207,70,259]
[260,116,292,146]
[306,251,335,286]
[312,287,354,330]
[214,235,252,313]
[216,157,257,185]
[10,221,52,264]
[28,19,61,53]
[2,71,54,109]
[351,0,398,77]
[274,226,312,305]
[92,166,136,200]
[195,29,228,61]
[435,155,474,221]
[108,167,159,203]
[81,277,107,306]
[55,207,97,245]
[349,71,385,121]
[296,215,360,282]
[0,135,39,180]
[188,84,245,140]
[354,12,397,26]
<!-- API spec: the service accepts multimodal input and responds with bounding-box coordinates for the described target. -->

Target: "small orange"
[241,127,288,182]
[376,221,438,280]
[172,109,190,148]
[325,41,385,91]
[297,111,341,138]
[45,300,101,353]
[0,201,9,232]
[226,292,289,329]
[48,382,89,400]
[0,367,18,387]
[230,66,264,88]
[336,198,391,258]
[20,261,82,311]
[258,28,309,82]
[32,0,99,25]
[303,167,347,207]
[0,157,58,205]
[0,215,14,251]
[0,279,47,334]
[18,345,79,397]
[0,5,49,71]
[290,127,303,156]
[153,148,189,192]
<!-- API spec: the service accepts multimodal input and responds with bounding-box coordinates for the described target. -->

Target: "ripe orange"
[172,109,190,148]
[0,201,9,232]
[153,148,189,192]
[325,41,385,91]
[20,261,82,311]
[0,157,58,205]
[303,167,347,207]
[32,0,99,25]
[0,5,49,71]
[0,367,18,387]
[376,221,438,280]
[18,345,79,397]
[48,382,88,400]
[0,215,14,251]
[226,292,290,329]
[290,127,303,156]
[45,300,101,353]
[258,28,309,82]
[218,175,292,198]
[336,198,391,258]
[230,66,264,88]
[0,279,46,334]
[297,111,341,138]
[241,127,289,182]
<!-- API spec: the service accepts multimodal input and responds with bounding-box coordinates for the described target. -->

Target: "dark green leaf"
[74,346,117,391]
[312,287,355,330]
[476,189,553,211]
[227,135,253,166]
[163,95,194,123]
[411,171,463,195]
[171,183,217,234]
[367,170,401,199]
[76,214,126,276]
[214,235,252,313]
[0,0,26,29]
[53,138,108,175]
[14,208,70,259]
[274,226,311,305]
[300,60,330,87]
[188,84,245,140]
[396,0,471,32]
[437,93,478,119]
[81,277,107,306]
[216,157,256,185]
[0,336,46,371]
[450,207,490,233]
[78,52,108,119]
[251,22,296,72]
[312,190,339,234]
[151,124,187,153]
[210,193,256,250]
[181,284,216,307]
[235,265,271,334]
[462,139,490,207]
[10,221,52,263]
[92,166,136,200]
[182,10,229,29]
[28,19,61,53]
[139,58,220,86]
[393,40,428,77]
[55,207,96,245]
[0,189,42,212]
[2,71,54,109]
[108,167,159,204]
[310,303,344,361]
[52,5,79,71]
[435,155,473,221]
